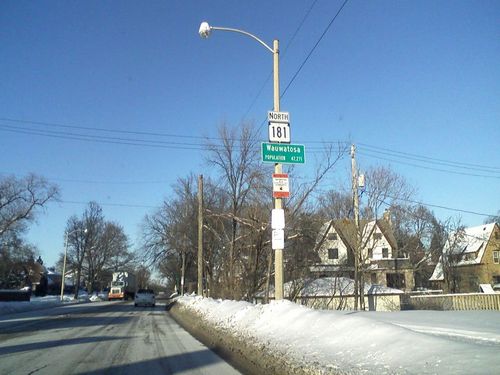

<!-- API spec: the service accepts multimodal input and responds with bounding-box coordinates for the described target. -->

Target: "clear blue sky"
[1,1,499,267]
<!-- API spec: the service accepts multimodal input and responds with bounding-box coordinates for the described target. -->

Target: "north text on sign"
[268,111,290,123]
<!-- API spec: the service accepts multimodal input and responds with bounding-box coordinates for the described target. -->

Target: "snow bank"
[0,295,86,316]
[173,295,500,375]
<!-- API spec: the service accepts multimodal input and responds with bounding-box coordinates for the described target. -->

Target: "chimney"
[383,208,392,226]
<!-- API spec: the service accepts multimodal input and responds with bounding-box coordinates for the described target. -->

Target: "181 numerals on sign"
[268,122,290,143]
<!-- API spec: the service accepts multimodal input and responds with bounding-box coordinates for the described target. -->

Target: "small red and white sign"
[272,173,290,198]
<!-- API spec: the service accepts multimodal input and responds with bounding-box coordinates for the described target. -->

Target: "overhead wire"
[0,120,346,153]
[365,190,496,218]
[281,0,350,98]
[241,0,320,122]
[357,143,500,173]
[258,0,351,133]
[2,117,498,178]
[357,150,500,179]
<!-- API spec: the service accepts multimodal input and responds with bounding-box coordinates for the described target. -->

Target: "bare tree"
[438,219,466,293]
[91,222,132,290]
[136,265,152,289]
[317,191,353,221]
[65,215,89,298]
[354,166,416,308]
[391,204,440,288]
[141,175,200,294]
[205,122,264,298]
[0,174,59,237]
[484,210,500,225]
[363,165,416,220]
[64,202,134,296]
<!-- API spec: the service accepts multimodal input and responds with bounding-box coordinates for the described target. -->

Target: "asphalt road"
[0,301,241,375]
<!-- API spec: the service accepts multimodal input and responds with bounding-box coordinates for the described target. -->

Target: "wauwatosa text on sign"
[261,142,305,164]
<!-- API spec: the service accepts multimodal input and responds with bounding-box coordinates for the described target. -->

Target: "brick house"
[429,223,500,293]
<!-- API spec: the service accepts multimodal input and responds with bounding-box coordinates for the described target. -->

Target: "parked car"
[134,289,155,307]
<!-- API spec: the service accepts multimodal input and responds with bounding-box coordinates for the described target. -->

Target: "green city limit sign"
[261,142,305,164]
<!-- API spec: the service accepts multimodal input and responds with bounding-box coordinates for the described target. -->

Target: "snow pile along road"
[172,295,500,375]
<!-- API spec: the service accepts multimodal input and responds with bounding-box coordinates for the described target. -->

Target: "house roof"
[429,222,497,281]
[318,218,397,252]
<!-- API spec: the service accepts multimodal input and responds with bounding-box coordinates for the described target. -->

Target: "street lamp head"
[199,22,211,38]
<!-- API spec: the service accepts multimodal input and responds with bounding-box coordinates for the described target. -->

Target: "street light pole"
[60,231,70,302]
[199,22,284,300]
[60,228,87,302]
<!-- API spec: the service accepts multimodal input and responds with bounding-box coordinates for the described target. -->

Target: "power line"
[357,143,500,172]
[241,0,319,122]
[0,117,215,141]
[0,122,345,154]
[365,190,496,218]
[281,0,350,98]
[257,0,351,133]
[0,124,206,150]
[2,116,498,178]
[61,199,159,209]
[357,150,500,179]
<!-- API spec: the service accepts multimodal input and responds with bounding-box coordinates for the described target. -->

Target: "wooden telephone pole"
[197,175,204,296]
[351,144,360,310]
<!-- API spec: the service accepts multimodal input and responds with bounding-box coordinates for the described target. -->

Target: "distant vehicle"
[109,272,136,300]
[134,289,155,307]
[77,289,90,302]
[97,288,109,301]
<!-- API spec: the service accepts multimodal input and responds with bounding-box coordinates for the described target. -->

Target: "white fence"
[408,293,500,311]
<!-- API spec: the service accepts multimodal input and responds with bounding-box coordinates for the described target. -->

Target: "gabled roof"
[429,223,497,281]
[317,218,397,252]
[443,223,496,257]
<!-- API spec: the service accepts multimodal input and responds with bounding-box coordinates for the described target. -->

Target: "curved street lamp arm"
[210,26,274,54]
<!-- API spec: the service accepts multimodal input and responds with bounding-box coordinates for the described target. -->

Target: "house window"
[327,233,338,241]
[373,233,382,240]
[382,248,389,258]
[368,248,373,259]
[328,248,339,259]
[494,251,500,264]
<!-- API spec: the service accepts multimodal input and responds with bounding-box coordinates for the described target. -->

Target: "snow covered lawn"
[175,295,500,374]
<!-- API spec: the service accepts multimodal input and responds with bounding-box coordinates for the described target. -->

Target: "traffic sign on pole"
[268,111,289,123]
[262,143,305,164]
[272,173,290,198]
[268,122,290,143]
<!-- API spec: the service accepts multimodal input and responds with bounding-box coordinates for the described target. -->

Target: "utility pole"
[272,39,285,301]
[197,174,204,296]
[351,144,360,310]
[181,204,187,296]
